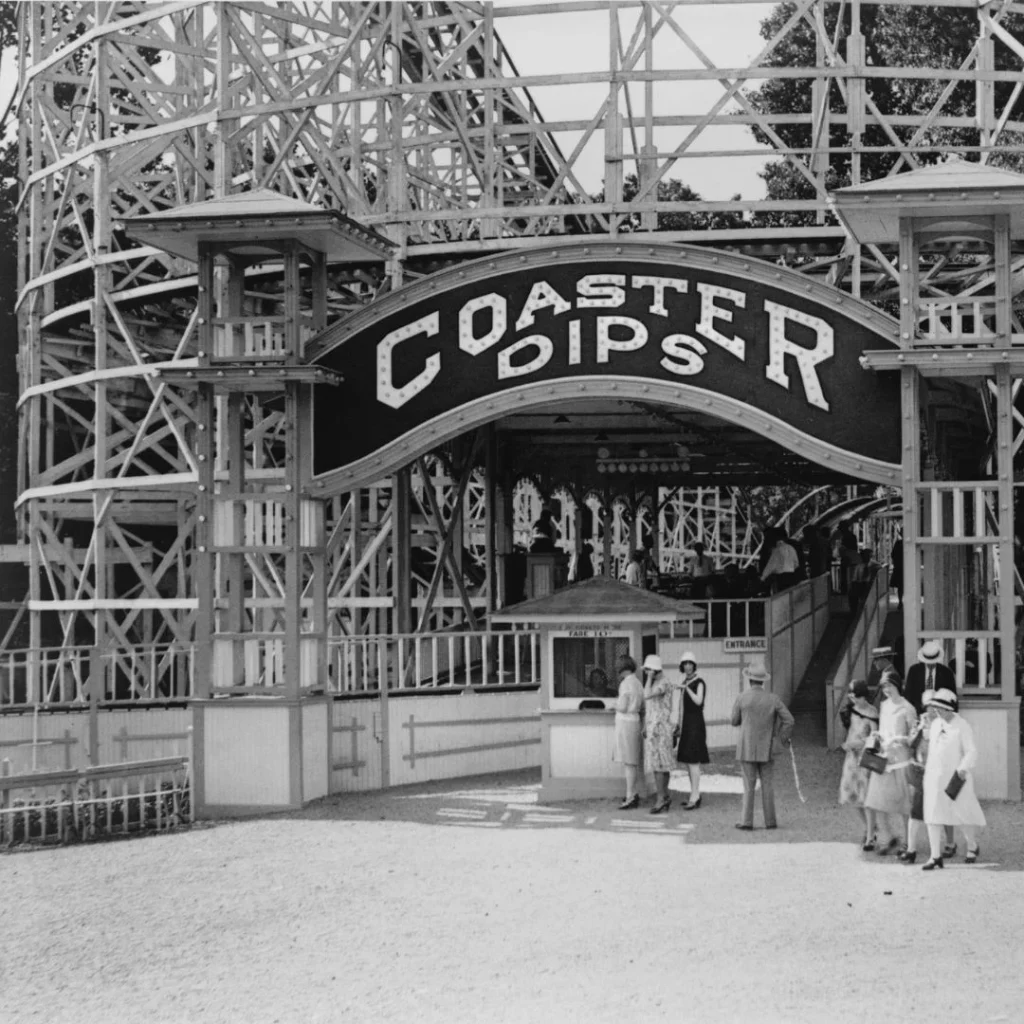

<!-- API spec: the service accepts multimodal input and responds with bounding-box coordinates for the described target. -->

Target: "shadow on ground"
[283,737,1024,871]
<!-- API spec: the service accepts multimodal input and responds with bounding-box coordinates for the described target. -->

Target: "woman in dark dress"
[675,652,710,810]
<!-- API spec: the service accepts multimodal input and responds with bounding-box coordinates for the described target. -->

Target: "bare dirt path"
[4,741,1023,1024]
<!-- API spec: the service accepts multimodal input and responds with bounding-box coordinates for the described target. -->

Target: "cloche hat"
[679,651,698,667]
[918,640,944,665]
[642,654,663,673]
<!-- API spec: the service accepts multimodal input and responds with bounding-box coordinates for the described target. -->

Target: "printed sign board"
[312,245,901,481]
[723,638,768,653]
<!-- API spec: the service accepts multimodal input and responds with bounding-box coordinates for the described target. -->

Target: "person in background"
[530,506,558,553]
[642,654,675,814]
[612,655,645,810]
[686,541,715,598]
[867,645,897,705]
[847,548,880,615]
[802,524,829,579]
[760,529,801,593]
[920,689,986,870]
[889,536,904,607]
[731,663,794,831]
[624,549,647,588]
[572,541,595,583]
[863,671,917,856]
[674,652,710,810]
[838,678,880,850]
[904,640,956,717]
[832,520,859,594]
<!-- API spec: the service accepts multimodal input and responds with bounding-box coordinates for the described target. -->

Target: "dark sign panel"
[313,255,900,478]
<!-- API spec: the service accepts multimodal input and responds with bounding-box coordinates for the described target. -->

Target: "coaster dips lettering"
[377,272,833,412]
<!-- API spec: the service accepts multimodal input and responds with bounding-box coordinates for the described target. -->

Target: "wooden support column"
[393,467,413,634]
[995,364,1015,700]
[899,215,921,657]
[485,425,497,614]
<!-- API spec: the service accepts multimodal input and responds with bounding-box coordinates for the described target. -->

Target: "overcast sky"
[1,2,778,200]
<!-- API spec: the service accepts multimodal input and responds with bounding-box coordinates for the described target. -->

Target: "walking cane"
[788,742,807,803]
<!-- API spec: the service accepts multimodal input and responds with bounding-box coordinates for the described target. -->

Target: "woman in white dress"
[920,688,986,870]
[612,655,644,810]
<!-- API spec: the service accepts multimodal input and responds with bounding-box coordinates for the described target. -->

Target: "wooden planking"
[202,705,291,807]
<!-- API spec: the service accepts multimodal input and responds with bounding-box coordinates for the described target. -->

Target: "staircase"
[789,608,854,741]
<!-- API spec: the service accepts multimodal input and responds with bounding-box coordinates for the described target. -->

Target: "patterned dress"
[864,696,917,816]
[838,704,878,806]
[643,677,676,772]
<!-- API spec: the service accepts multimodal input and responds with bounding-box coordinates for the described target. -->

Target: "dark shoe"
[942,843,957,860]
[735,823,753,831]
[878,838,900,856]
[618,795,640,811]
[965,846,980,864]
[683,797,702,810]
[649,800,669,815]
[765,824,778,830]
[898,850,917,865]
[861,836,877,852]
[921,857,944,871]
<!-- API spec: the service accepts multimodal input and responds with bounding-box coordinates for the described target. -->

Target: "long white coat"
[922,714,986,828]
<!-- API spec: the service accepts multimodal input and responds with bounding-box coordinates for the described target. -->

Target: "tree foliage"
[748,3,1024,220]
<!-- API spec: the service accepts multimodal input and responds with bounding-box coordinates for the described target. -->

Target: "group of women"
[612,651,710,813]
[839,671,986,870]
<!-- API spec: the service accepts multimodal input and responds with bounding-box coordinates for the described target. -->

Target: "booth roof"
[489,577,704,624]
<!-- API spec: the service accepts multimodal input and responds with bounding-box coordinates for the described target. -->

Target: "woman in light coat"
[612,655,644,810]
[837,678,879,849]
[920,688,986,870]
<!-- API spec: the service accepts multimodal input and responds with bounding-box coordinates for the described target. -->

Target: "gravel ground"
[4,725,1024,1024]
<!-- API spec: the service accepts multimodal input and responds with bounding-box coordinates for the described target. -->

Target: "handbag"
[859,745,887,774]
[945,771,966,800]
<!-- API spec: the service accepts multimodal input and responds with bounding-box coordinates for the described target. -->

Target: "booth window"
[551,634,630,701]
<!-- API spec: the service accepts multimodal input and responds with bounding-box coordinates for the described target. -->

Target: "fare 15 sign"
[313,259,901,473]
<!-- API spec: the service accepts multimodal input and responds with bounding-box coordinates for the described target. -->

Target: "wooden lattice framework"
[14,1,1024,698]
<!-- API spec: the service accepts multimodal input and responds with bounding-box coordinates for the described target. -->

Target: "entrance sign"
[311,243,901,488]
[723,638,768,653]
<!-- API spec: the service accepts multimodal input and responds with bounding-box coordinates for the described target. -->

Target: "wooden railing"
[327,629,541,694]
[915,299,999,344]
[0,644,194,708]
[0,756,190,846]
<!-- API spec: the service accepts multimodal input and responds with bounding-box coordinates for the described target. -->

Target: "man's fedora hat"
[918,640,944,665]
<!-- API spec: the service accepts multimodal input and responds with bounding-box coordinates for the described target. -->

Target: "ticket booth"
[491,577,703,800]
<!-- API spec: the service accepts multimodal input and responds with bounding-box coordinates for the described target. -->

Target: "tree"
[747,3,1024,223]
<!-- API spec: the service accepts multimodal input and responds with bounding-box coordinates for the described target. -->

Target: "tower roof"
[117,189,394,263]
[832,161,1024,243]
[490,576,704,624]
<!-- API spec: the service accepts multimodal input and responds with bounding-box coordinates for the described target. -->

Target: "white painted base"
[959,699,1021,801]
[193,696,330,817]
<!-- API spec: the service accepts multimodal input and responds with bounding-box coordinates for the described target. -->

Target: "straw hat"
[642,654,663,673]
[918,640,944,665]
[745,664,769,682]
[926,688,957,711]
[871,645,895,659]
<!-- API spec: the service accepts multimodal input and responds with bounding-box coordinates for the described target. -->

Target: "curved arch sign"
[311,242,902,489]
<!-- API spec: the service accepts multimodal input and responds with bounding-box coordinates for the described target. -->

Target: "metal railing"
[327,629,541,694]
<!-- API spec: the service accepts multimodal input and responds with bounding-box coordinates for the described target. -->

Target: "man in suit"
[731,664,795,830]
[904,640,956,716]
